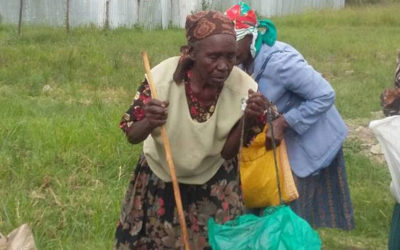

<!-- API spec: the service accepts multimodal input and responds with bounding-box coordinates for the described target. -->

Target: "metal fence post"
[105,0,110,29]
[18,0,24,35]
[66,0,70,33]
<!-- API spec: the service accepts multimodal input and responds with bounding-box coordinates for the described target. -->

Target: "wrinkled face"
[190,34,236,87]
[235,34,253,66]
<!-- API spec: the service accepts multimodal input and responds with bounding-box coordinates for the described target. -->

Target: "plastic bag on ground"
[208,205,321,250]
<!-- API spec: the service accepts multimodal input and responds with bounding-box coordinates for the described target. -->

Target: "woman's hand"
[244,89,268,122]
[143,99,169,130]
[265,115,288,150]
[126,99,168,144]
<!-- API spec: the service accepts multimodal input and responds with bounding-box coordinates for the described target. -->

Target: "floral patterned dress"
[115,77,248,250]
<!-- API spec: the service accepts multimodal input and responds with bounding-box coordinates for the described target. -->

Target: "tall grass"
[1,4,400,249]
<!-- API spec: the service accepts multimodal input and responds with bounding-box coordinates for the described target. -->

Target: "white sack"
[370,115,400,203]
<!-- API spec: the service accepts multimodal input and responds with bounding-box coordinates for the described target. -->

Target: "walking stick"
[141,51,191,250]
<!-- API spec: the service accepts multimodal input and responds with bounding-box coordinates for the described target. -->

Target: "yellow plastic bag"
[240,125,299,208]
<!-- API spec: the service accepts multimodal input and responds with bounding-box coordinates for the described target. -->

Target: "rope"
[237,108,246,192]
[266,104,283,205]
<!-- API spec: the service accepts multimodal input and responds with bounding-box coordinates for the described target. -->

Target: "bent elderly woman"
[114,11,266,249]
[225,2,354,230]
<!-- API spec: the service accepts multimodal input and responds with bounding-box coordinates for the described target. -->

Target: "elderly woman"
[225,2,355,230]
[115,11,266,249]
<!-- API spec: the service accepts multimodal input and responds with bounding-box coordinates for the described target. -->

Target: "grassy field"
[1,4,400,250]
[346,0,400,5]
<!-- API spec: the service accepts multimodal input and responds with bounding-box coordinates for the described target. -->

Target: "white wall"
[0,0,345,29]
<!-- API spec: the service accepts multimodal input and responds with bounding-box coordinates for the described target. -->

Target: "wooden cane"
[141,51,191,250]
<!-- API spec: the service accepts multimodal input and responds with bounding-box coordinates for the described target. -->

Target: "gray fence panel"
[138,0,161,29]
[109,0,137,28]
[0,0,345,29]
[160,0,170,29]
[69,0,105,27]
[0,0,20,23]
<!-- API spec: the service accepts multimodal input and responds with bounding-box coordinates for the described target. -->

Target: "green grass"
[272,5,400,119]
[346,0,400,5]
[318,141,393,249]
[1,4,400,249]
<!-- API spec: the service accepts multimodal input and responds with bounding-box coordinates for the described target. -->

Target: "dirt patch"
[346,111,385,164]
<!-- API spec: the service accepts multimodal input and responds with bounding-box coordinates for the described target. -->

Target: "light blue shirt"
[252,42,348,177]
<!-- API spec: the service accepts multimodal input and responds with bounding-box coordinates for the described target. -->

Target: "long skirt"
[289,149,355,230]
[114,154,244,250]
[389,203,400,250]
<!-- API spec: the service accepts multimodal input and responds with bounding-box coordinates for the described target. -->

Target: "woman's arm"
[221,90,267,159]
[120,80,168,144]
[276,50,336,135]
[221,119,242,160]
[125,99,169,144]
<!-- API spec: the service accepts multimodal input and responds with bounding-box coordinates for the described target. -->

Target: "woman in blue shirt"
[226,2,354,230]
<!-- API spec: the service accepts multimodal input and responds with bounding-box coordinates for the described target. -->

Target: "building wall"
[0,0,345,29]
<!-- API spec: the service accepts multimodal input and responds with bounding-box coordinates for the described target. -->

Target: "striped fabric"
[395,52,400,88]
[289,149,355,230]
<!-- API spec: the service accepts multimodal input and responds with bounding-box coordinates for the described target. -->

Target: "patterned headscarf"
[173,11,235,83]
[225,2,277,58]
[185,11,236,44]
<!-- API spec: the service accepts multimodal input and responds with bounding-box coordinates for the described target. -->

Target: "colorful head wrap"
[185,11,236,44]
[173,11,235,83]
[225,2,277,57]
